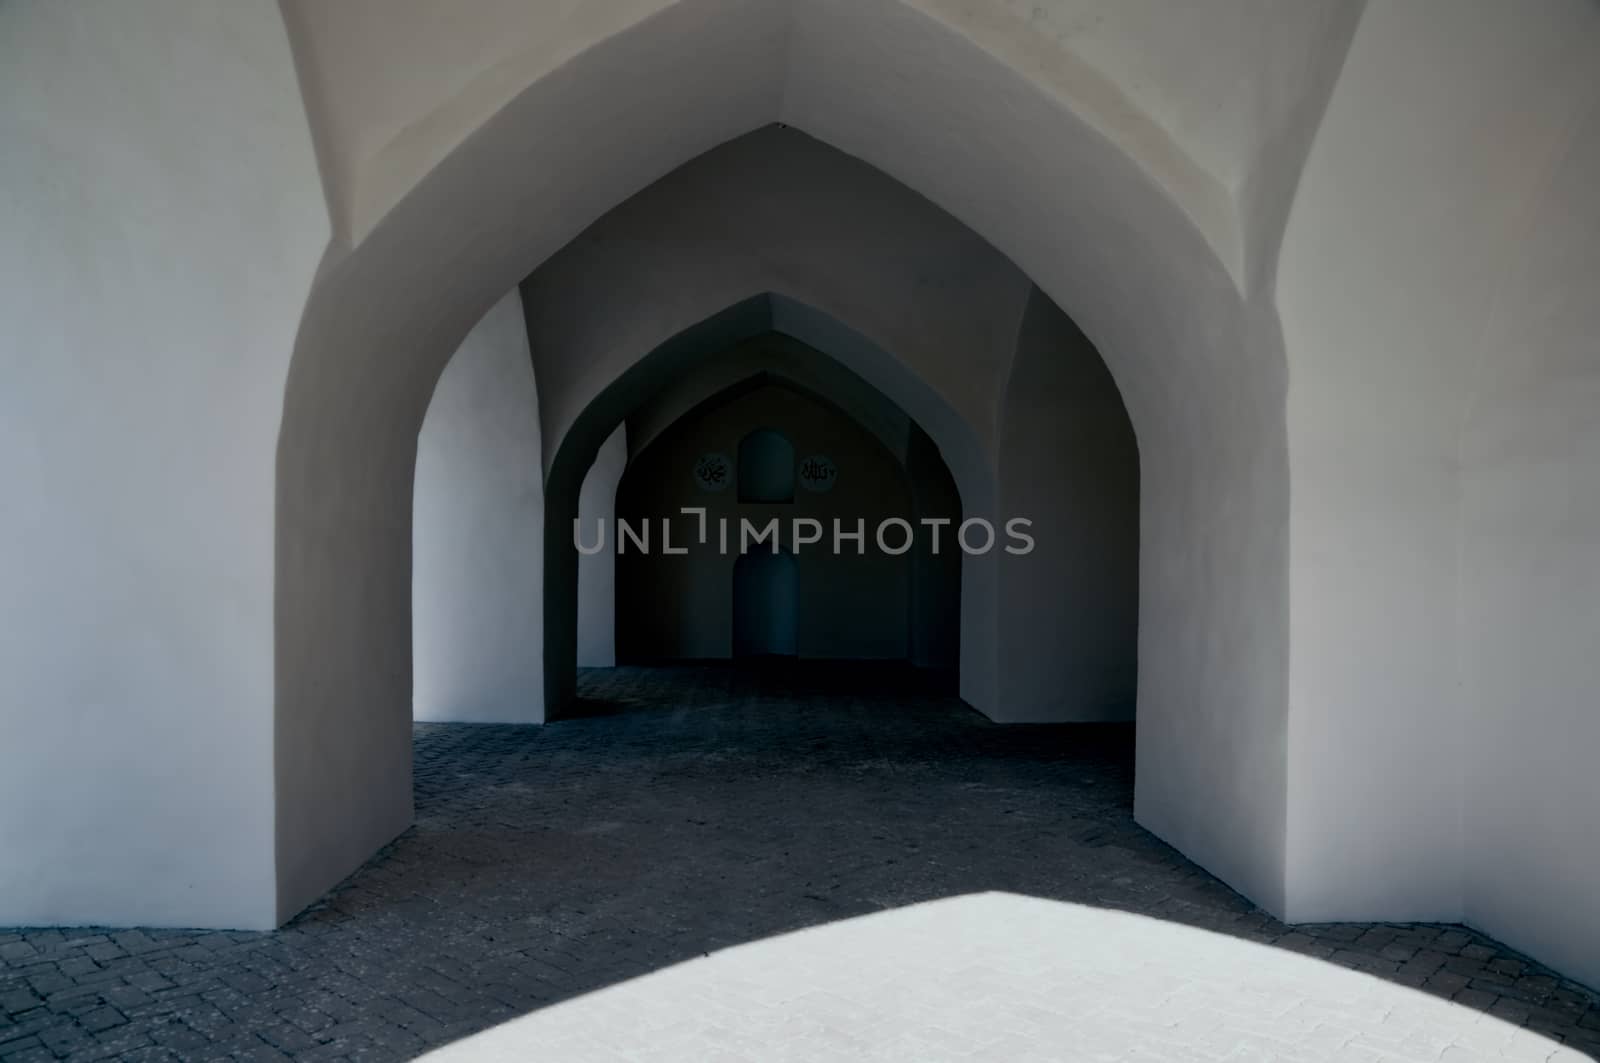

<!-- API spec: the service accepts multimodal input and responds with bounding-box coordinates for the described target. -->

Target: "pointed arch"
[273,17,1287,924]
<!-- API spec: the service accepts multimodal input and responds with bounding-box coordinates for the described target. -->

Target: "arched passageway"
[283,99,1207,926]
[546,298,983,705]
[410,290,544,724]
[10,0,1318,938]
[547,291,998,710]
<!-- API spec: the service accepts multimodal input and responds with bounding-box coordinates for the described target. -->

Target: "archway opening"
[542,295,992,717]
[605,352,953,675]
[281,105,1237,927]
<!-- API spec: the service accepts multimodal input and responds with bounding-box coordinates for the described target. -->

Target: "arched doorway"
[562,302,967,682]
[732,550,798,659]
[609,354,939,668]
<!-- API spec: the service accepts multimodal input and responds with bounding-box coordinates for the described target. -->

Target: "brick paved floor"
[2,664,1597,1061]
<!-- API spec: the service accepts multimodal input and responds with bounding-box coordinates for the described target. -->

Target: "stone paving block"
[0,665,1595,1061]
[35,1022,90,1057]
[0,1043,52,1063]
[0,994,38,1018]
[75,1008,124,1035]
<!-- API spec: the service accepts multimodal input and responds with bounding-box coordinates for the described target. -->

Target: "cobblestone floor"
[2,664,1597,1061]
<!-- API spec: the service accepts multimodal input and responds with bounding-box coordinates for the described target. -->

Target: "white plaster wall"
[913,0,1362,286]
[1277,0,1600,927]
[577,427,627,668]
[278,0,695,242]
[997,290,1139,723]
[280,0,1358,288]
[626,338,912,466]
[414,290,544,723]
[520,129,1028,489]
[1458,78,1600,989]
[0,1,327,928]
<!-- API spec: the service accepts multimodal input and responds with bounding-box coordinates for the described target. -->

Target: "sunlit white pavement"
[420,892,1582,1062]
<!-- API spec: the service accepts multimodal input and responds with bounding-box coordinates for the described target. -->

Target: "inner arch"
[542,296,986,713]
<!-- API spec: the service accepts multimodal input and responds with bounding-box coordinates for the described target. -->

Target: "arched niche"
[737,429,796,504]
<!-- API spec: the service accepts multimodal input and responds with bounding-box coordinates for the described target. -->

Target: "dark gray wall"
[576,426,627,667]
[905,424,962,671]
